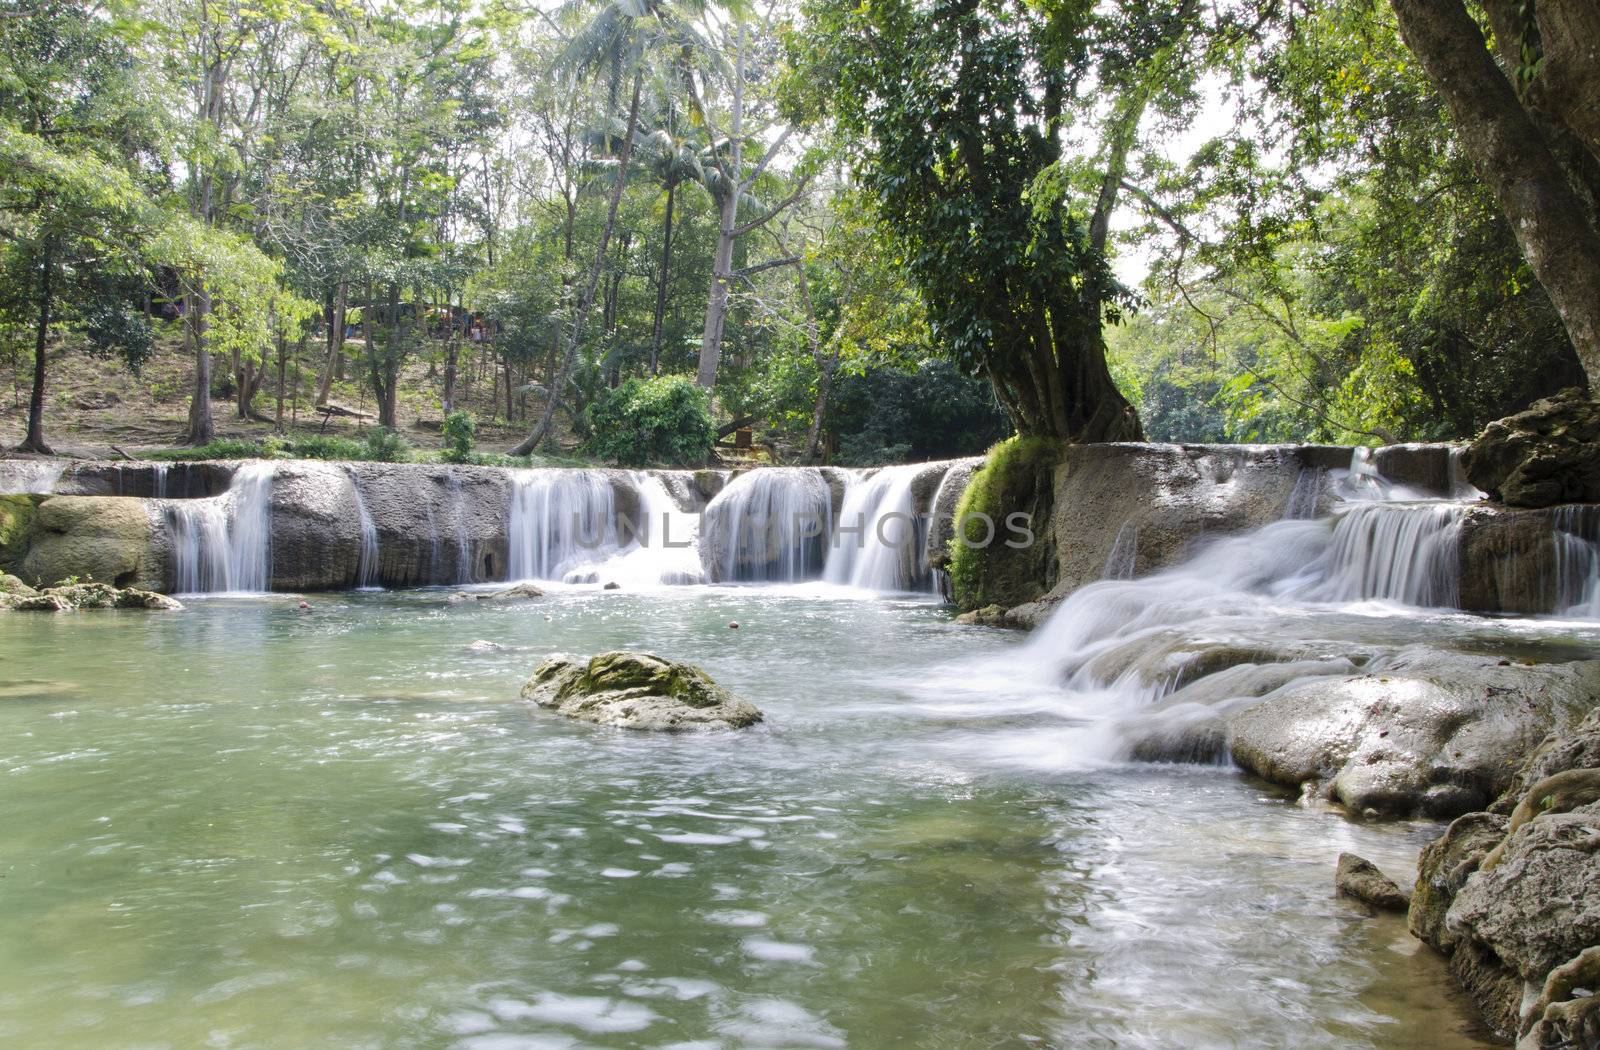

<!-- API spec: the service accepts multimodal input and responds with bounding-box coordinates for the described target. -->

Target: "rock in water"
[1461,387,1600,507]
[2,581,181,612]
[448,582,545,603]
[520,651,763,731]
[1406,708,1600,1042]
[1334,852,1410,912]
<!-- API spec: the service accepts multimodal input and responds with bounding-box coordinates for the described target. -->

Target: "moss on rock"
[947,436,1062,612]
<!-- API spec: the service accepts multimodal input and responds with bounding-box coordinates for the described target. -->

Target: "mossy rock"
[20,496,159,590]
[521,651,763,730]
[947,436,1062,611]
[0,494,39,573]
[0,572,36,597]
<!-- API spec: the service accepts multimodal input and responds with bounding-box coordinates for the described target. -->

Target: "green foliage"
[582,374,713,466]
[829,359,1009,466]
[947,436,1062,612]
[0,495,38,572]
[147,432,411,463]
[441,410,476,463]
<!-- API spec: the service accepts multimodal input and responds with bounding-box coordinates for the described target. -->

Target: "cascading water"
[1305,502,1464,607]
[346,468,381,588]
[1551,505,1600,617]
[590,473,705,586]
[0,460,65,495]
[446,473,472,584]
[506,469,619,582]
[165,462,274,593]
[823,465,928,591]
[1101,521,1139,581]
[700,468,833,583]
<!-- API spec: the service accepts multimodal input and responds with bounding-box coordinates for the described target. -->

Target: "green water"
[0,589,1495,1048]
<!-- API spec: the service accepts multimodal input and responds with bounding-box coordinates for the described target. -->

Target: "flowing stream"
[0,585,1546,1048]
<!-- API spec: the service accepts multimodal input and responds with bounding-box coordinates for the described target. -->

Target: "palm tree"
[635,117,707,374]
[510,0,717,456]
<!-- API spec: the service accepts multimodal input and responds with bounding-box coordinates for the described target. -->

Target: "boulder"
[0,494,37,571]
[1228,648,1600,818]
[0,572,36,596]
[520,651,763,731]
[1334,852,1410,912]
[448,582,545,603]
[953,604,1024,628]
[1406,708,1600,1042]
[20,495,161,590]
[1492,709,1600,814]
[10,592,72,611]
[1462,387,1600,507]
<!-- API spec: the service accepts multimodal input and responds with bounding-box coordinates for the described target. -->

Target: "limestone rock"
[953,604,1023,628]
[520,651,763,731]
[0,572,36,596]
[10,592,71,612]
[1227,648,1600,818]
[1462,387,1600,507]
[20,495,160,590]
[449,582,545,603]
[1334,852,1410,912]
[1410,811,1510,950]
[0,494,37,571]
[1492,708,1600,814]
[1446,801,1600,981]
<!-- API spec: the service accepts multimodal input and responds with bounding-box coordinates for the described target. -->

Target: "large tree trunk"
[1391,0,1600,392]
[650,180,676,375]
[511,72,644,457]
[18,238,53,455]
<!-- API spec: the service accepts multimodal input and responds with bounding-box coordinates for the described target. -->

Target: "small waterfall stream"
[823,465,927,591]
[506,470,620,582]
[701,468,833,583]
[165,462,274,593]
[346,468,381,588]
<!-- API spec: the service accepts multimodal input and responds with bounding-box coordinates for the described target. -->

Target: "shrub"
[362,428,411,462]
[148,439,266,462]
[441,410,476,463]
[583,375,714,466]
[288,435,369,460]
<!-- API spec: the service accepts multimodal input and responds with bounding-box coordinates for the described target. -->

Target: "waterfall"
[823,466,928,591]
[592,473,705,586]
[446,472,472,584]
[1302,502,1464,607]
[165,462,274,593]
[506,469,619,582]
[1101,521,1139,581]
[1551,506,1600,617]
[1283,467,1325,520]
[1447,447,1484,501]
[0,460,65,494]
[347,468,380,588]
[701,468,832,583]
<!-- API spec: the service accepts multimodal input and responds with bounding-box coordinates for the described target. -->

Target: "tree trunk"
[650,180,676,375]
[511,72,644,457]
[1391,0,1600,392]
[317,280,346,405]
[18,238,53,454]
[697,18,747,390]
[185,285,216,445]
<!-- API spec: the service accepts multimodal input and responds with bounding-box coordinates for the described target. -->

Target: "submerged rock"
[1462,387,1600,507]
[1334,852,1410,912]
[1406,711,1600,1042]
[1227,648,1600,818]
[520,651,762,731]
[448,582,545,603]
[953,604,1024,629]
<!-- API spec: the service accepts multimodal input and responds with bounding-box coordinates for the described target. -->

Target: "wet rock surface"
[1227,648,1600,818]
[1462,388,1600,508]
[1406,708,1600,1043]
[2,579,182,611]
[520,651,763,731]
[1334,852,1410,912]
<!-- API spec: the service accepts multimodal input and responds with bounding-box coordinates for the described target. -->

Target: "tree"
[0,0,158,453]
[789,0,1205,441]
[510,0,713,456]
[1388,0,1600,392]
